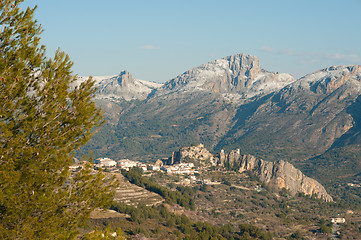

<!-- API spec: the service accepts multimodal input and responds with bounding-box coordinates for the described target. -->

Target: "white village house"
[117,159,148,171]
[95,158,117,168]
[161,163,195,174]
[331,218,346,224]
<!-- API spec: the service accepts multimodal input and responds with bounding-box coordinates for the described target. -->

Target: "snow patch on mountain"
[75,72,163,101]
[291,65,361,94]
[300,65,360,83]
[159,53,295,101]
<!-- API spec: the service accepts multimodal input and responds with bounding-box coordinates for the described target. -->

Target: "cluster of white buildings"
[94,158,117,168]
[93,158,149,171]
[117,159,148,171]
[93,158,196,175]
[70,157,198,176]
[161,163,195,174]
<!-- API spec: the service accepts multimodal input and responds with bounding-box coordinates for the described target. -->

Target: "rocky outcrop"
[167,144,215,165]
[219,150,333,202]
[154,159,164,167]
[165,144,333,202]
[308,65,361,94]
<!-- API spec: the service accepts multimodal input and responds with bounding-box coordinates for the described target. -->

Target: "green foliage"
[0,1,114,238]
[111,201,271,239]
[318,218,332,234]
[239,224,272,240]
[287,231,303,239]
[131,165,144,175]
[279,188,289,197]
[222,178,232,186]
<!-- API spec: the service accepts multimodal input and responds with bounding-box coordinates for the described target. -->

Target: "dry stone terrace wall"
[113,174,164,206]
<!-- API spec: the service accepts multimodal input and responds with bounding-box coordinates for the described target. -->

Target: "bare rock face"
[154,159,164,167]
[167,144,333,202]
[75,71,163,102]
[167,144,214,165]
[218,150,333,202]
[308,65,361,94]
[161,53,295,100]
[227,149,242,167]
[74,71,163,125]
[95,71,162,101]
[220,64,361,168]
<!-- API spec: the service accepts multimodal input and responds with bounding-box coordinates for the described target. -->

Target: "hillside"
[85,149,361,239]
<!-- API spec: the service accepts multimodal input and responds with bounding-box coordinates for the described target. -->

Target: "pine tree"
[0,1,114,238]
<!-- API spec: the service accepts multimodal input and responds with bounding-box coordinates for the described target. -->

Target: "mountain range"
[77,53,361,185]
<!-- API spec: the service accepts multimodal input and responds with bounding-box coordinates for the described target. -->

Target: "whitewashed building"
[331,218,346,224]
[117,159,148,171]
[95,158,117,168]
[117,159,138,170]
[161,163,195,174]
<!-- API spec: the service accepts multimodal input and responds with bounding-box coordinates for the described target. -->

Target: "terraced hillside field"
[113,173,164,206]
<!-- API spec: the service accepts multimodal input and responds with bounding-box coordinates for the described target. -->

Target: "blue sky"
[26,0,361,83]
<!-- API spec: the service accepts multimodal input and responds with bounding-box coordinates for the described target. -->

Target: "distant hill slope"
[78,53,361,184]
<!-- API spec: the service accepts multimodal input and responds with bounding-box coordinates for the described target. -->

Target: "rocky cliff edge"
[168,145,333,202]
[222,151,333,202]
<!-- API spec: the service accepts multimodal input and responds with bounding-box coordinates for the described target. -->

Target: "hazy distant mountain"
[79,53,361,184]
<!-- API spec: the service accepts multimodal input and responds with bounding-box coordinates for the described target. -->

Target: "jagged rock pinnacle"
[161,53,295,99]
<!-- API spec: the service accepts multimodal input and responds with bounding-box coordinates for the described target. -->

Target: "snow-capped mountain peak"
[76,71,163,101]
[160,53,295,100]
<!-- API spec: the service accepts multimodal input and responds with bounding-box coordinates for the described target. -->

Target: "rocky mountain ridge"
[224,151,333,202]
[75,71,163,124]
[219,64,361,163]
[94,71,163,101]
[167,144,333,201]
[76,71,163,101]
[157,53,295,102]
[78,53,295,104]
